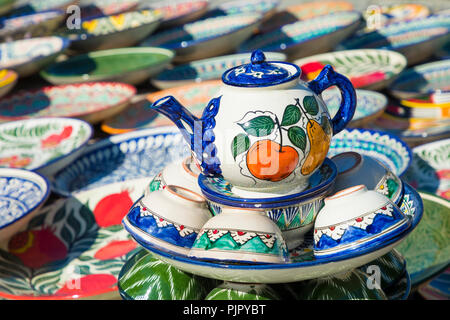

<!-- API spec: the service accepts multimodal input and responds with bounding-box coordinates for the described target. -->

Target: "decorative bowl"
[294,49,407,91]
[313,185,411,259]
[0,69,18,99]
[0,36,70,77]
[339,14,450,65]
[386,97,450,120]
[205,282,281,300]
[188,207,289,264]
[10,0,77,14]
[0,82,136,124]
[60,9,162,53]
[206,0,279,20]
[80,0,139,20]
[151,51,286,89]
[239,11,362,61]
[0,117,92,177]
[40,47,174,85]
[140,13,262,63]
[0,168,50,246]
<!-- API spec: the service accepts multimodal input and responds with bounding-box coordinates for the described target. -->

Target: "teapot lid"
[222,50,301,87]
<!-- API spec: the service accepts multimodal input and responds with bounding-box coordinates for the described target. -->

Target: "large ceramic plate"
[294,49,407,91]
[0,82,136,124]
[123,182,422,284]
[0,69,18,99]
[239,11,362,61]
[0,178,149,300]
[0,118,93,177]
[40,47,174,85]
[101,80,221,134]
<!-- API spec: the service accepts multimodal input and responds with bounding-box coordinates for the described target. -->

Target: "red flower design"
[350,71,386,88]
[300,61,326,80]
[55,274,117,296]
[41,125,73,148]
[93,190,134,227]
[0,155,32,168]
[93,240,137,260]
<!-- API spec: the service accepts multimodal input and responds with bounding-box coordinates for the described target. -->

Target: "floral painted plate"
[0,69,18,99]
[0,178,150,300]
[294,49,407,91]
[0,36,70,78]
[239,11,362,61]
[80,0,139,20]
[0,118,93,177]
[389,60,450,100]
[123,182,422,284]
[40,47,174,85]
[60,10,162,52]
[151,51,286,89]
[339,15,450,65]
[101,80,221,134]
[396,192,450,286]
[140,13,262,63]
[0,82,136,124]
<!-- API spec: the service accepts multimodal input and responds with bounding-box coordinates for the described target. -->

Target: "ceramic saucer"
[0,69,17,99]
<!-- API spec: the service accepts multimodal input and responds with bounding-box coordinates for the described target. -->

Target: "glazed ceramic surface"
[0,179,149,300]
[152,52,286,89]
[239,11,362,61]
[363,4,430,30]
[404,139,450,200]
[418,267,450,300]
[80,0,139,20]
[294,49,407,91]
[123,182,422,283]
[389,60,450,100]
[386,98,450,119]
[41,47,174,85]
[0,36,69,77]
[205,282,281,300]
[102,80,221,134]
[11,0,76,13]
[0,118,92,177]
[396,192,449,286]
[140,13,262,62]
[0,69,18,99]
[0,82,135,124]
[339,15,450,65]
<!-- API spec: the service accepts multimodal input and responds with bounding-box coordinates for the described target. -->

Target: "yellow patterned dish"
[0,69,18,98]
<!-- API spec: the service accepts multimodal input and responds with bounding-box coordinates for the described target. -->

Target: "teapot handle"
[307,65,356,135]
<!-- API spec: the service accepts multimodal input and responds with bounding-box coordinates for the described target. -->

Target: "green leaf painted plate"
[205,282,281,300]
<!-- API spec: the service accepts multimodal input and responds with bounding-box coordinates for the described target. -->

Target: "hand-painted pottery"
[40,47,174,85]
[124,185,211,256]
[363,4,430,30]
[386,97,450,119]
[198,158,337,250]
[339,15,450,65]
[52,126,190,196]
[150,50,357,194]
[0,118,92,178]
[122,182,423,283]
[313,185,411,259]
[418,267,450,300]
[396,192,450,287]
[258,1,354,34]
[187,208,289,264]
[151,52,286,90]
[0,69,18,99]
[140,13,262,63]
[0,0,15,16]
[205,282,281,300]
[80,0,139,20]
[0,10,66,41]
[0,82,136,124]
[328,128,412,177]
[60,10,162,53]
[0,36,69,77]
[0,178,149,300]
[101,80,221,134]
[0,168,49,246]
[322,88,387,126]
[294,49,407,91]
[331,152,404,205]
[118,249,219,300]
[238,11,362,61]
[404,139,450,200]
[11,0,77,14]
[207,0,279,19]
[389,60,450,100]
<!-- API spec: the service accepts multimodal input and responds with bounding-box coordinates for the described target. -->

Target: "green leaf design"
[238,116,275,137]
[205,283,280,300]
[303,96,319,116]
[231,133,250,160]
[287,126,307,151]
[321,115,332,136]
[281,104,301,126]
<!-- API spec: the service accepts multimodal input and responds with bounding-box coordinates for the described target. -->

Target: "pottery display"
[0,82,136,124]
[387,97,450,120]
[294,49,407,91]
[239,11,362,61]
[0,36,70,77]
[207,0,279,19]
[140,13,262,63]
[0,69,18,99]
[80,0,139,20]
[40,47,174,85]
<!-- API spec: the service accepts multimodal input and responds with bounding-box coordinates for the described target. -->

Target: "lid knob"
[251,50,266,65]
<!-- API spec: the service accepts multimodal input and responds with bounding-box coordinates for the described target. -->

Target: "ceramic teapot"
[150,50,356,194]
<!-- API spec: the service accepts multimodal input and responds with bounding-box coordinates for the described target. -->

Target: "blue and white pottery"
[206,0,279,19]
[0,168,50,246]
[313,185,411,259]
[123,182,423,283]
[150,49,357,194]
[124,185,211,256]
